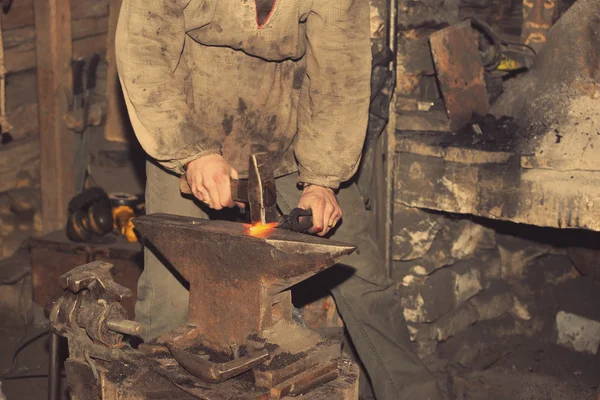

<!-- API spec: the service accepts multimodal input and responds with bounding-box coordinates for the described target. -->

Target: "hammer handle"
[179,174,248,203]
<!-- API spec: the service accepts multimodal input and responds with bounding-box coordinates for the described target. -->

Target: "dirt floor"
[1,315,599,399]
[0,322,69,400]
[444,336,600,400]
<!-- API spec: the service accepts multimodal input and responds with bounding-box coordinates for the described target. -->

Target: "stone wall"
[392,204,600,367]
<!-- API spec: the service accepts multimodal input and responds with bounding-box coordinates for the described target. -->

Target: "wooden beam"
[34,0,75,233]
[5,27,108,74]
[393,133,600,232]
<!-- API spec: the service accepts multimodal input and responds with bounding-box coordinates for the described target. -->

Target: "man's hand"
[297,185,342,236]
[185,154,243,210]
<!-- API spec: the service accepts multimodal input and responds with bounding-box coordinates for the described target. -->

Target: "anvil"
[134,213,354,351]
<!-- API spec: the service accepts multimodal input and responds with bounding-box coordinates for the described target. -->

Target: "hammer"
[179,153,313,231]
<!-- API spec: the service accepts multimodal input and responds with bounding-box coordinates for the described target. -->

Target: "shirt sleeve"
[115,0,221,174]
[295,0,372,189]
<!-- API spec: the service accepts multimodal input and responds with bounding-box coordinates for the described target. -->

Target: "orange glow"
[246,222,278,238]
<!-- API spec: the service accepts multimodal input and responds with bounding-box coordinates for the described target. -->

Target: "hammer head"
[247,153,278,225]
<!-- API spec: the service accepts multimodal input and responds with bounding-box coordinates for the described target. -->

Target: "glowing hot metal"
[246,222,279,238]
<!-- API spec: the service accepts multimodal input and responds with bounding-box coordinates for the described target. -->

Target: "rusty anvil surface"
[134,213,355,351]
[129,213,359,399]
[55,214,359,400]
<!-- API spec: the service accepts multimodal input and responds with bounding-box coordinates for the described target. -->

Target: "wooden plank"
[3,26,36,54]
[5,51,35,74]
[104,0,129,143]
[393,148,600,232]
[3,26,37,73]
[429,21,489,125]
[34,0,75,233]
[6,71,39,141]
[73,34,108,60]
[0,0,107,30]
[6,70,37,110]
[1,0,34,30]
[396,135,513,164]
[72,17,109,41]
[6,103,38,141]
[71,0,109,21]
[5,27,108,73]
[0,137,40,193]
[395,110,453,132]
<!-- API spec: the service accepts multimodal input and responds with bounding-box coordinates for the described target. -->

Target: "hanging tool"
[72,54,101,193]
[1,0,12,13]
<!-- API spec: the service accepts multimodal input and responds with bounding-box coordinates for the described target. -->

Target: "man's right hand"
[185,154,242,210]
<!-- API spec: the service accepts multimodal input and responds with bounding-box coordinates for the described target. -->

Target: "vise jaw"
[48,261,143,348]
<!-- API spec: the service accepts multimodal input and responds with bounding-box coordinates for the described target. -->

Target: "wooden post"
[34,0,75,233]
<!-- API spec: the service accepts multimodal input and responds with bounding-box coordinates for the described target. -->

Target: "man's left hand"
[297,185,342,236]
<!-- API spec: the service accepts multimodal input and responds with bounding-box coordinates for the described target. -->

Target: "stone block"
[451,222,496,260]
[432,303,479,341]
[407,324,420,341]
[480,248,502,282]
[401,268,456,323]
[414,339,438,360]
[556,311,600,354]
[470,290,514,321]
[392,204,442,261]
[454,264,482,305]
[511,296,532,321]
[497,234,551,281]
[401,263,482,323]
[393,215,472,279]
[453,340,485,367]
[568,247,600,280]
[526,254,575,291]
[453,259,483,298]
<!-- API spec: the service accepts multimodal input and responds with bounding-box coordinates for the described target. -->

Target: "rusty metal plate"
[430,20,490,126]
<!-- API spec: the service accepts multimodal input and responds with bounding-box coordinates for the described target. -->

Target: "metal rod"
[48,332,60,400]
[106,319,144,337]
[384,0,398,272]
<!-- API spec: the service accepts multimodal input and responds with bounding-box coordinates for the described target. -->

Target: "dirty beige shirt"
[115,0,371,189]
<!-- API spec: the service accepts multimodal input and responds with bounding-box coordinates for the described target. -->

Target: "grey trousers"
[137,160,445,400]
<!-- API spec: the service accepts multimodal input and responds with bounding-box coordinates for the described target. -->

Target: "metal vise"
[48,261,143,348]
